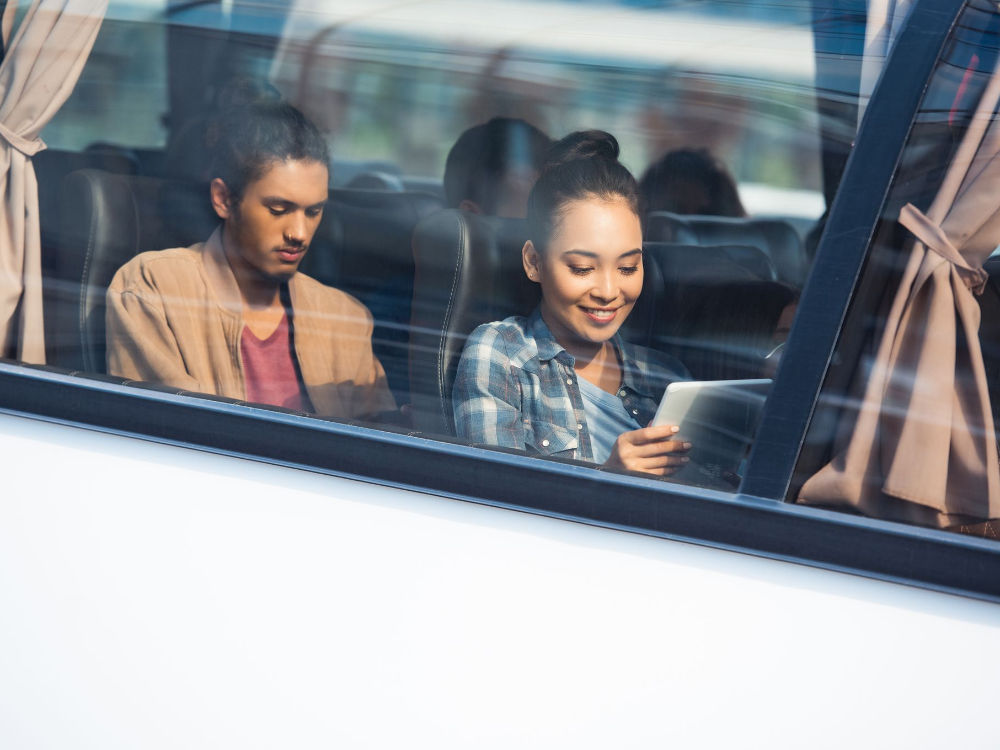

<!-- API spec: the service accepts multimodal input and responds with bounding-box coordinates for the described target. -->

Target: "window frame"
[8,0,1000,601]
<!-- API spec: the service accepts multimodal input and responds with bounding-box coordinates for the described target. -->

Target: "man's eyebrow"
[261,196,328,209]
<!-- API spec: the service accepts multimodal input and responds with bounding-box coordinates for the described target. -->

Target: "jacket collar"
[202,225,308,317]
[202,226,245,318]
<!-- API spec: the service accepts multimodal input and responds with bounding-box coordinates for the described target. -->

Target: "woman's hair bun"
[544,130,620,171]
[527,128,640,251]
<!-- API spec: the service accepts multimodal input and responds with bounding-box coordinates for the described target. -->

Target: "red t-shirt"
[240,311,312,412]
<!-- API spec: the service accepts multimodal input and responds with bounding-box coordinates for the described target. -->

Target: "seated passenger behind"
[452,130,690,476]
[444,117,552,218]
[639,147,746,217]
[106,102,395,419]
[674,280,798,381]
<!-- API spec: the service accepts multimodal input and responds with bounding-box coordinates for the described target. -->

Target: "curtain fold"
[800,54,1000,526]
[0,0,106,363]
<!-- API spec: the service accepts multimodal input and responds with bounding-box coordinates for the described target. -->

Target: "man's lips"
[276,247,306,262]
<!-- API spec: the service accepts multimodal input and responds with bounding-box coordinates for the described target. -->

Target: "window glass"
[795,0,1000,536]
[25,0,880,494]
[43,0,168,150]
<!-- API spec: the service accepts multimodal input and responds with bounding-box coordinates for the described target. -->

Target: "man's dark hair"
[444,117,551,212]
[211,101,330,200]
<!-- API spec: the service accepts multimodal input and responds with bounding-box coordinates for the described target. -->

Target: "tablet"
[651,379,772,484]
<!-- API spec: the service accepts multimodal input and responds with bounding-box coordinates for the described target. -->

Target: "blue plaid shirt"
[453,308,688,462]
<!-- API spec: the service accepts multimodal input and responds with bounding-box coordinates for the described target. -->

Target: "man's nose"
[284,212,308,244]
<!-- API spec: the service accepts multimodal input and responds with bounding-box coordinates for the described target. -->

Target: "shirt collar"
[526,307,659,398]
[526,307,568,364]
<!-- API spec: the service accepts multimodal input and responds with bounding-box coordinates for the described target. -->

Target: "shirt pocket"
[524,420,579,458]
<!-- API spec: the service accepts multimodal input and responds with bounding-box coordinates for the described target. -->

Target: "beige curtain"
[0,0,107,363]
[799,57,1000,528]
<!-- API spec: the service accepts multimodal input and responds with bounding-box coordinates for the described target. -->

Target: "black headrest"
[36,149,138,259]
[303,188,443,291]
[642,242,774,348]
[54,169,216,372]
[344,171,407,191]
[646,211,804,285]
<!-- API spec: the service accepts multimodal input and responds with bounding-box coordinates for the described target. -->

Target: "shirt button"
[632,409,639,415]
[618,389,626,397]
[566,378,574,385]
[577,423,583,430]
[541,439,550,447]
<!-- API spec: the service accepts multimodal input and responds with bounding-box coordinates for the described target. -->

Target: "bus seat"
[643,242,780,372]
[646,211,804,286]
[54,170,215,372]
[300,188,443,404]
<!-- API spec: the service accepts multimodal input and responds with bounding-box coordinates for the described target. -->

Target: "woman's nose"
[591,270,617,301]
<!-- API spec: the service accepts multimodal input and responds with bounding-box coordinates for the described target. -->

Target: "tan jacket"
[106,228,395,419]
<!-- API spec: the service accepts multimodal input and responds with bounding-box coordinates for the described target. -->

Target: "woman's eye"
[267,206,287,216]
[620,265,640,275]
[569,266,592,276]
[306,208,323,218]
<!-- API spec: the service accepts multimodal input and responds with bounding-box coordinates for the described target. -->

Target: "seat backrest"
[408,210,664,436]
[646,211,805,285]
[53,169,216,372]
[642,241,772,350]
[300,188,444,403]
[37,150,139,363]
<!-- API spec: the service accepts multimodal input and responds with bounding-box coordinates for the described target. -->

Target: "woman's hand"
[604,424,691,476]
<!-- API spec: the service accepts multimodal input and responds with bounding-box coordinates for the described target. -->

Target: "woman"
[452,130,690,476]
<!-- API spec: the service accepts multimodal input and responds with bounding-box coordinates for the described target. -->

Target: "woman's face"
[523,197,643,353]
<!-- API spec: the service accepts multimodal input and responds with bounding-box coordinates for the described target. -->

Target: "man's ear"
[210,178,234,220]
[522,240,541,283]
[458,199,483,214]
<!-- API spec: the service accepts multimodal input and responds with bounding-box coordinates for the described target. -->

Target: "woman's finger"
[638,454,690,469]
[623,424,681,446]
[631,438,692,458]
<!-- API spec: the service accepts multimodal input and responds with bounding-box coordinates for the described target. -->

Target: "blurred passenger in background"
[444,117,552,218]
[107,102,394,419]
[639,147,746,217]
[674,279,798,381]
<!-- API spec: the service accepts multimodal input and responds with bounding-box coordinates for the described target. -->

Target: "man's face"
[213,158,329,281]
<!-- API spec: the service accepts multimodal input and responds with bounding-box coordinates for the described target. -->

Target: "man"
[443,117,552,218]
[107,101,395,419]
